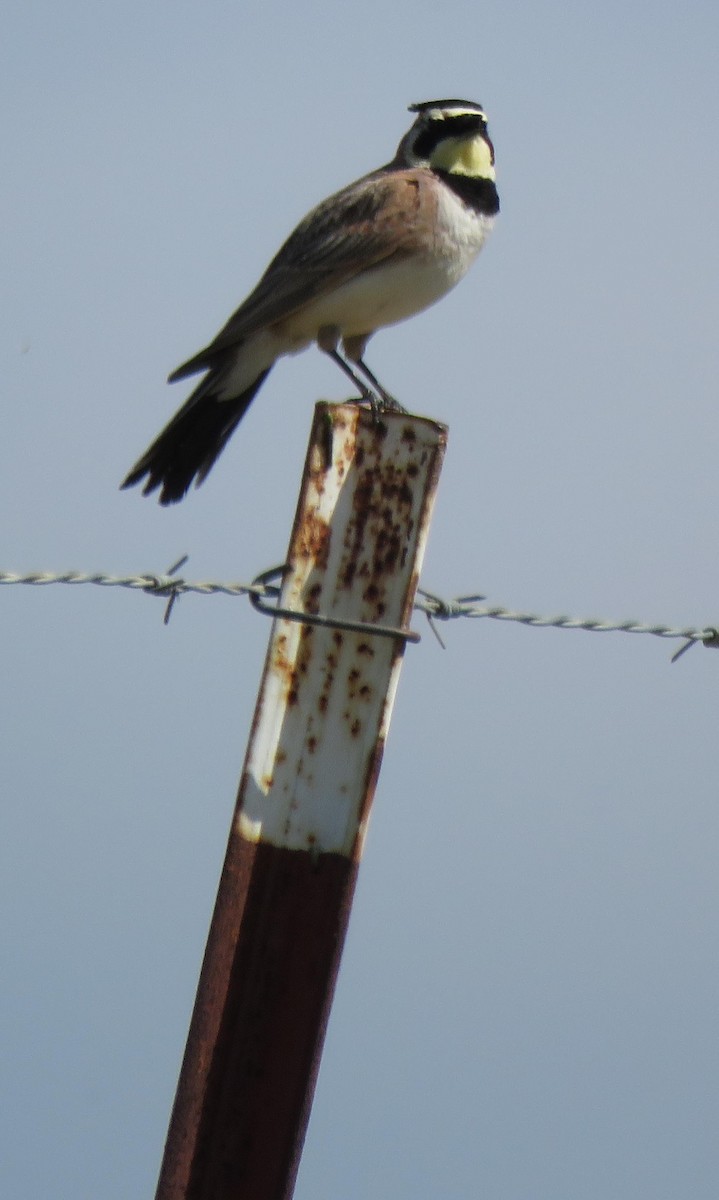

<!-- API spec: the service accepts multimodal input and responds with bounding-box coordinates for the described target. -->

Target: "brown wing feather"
[169,167,428,381]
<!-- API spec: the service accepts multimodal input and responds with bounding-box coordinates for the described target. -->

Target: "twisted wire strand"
[1,568,716,658]
[414,589,714,643]
[0,569,257,599]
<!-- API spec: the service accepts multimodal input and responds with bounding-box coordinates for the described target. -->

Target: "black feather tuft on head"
[408,99,485,114]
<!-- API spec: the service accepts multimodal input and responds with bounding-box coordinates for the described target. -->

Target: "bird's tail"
[121,366,272,505]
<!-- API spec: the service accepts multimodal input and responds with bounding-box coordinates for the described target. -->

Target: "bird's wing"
[169,168,428,381]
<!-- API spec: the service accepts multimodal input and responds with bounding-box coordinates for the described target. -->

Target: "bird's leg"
[323,347,376,403]
[317,325,380,412]
[355,359,407,414]
[341,332,407,414]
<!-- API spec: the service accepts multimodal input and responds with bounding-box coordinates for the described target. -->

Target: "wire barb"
[142,554,190,624]
[670,626,719,664]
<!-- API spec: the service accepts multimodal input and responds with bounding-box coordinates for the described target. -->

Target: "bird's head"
[397,99,496,182]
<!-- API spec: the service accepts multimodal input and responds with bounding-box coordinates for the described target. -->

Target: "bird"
[121,98,499,504]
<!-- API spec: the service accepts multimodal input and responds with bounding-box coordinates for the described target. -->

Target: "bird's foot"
[345,388,378,409]
[344,391,386,425]
[376,392,408,415]
[353,358,407,414]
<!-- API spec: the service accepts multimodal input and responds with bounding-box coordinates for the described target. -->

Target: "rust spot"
[270,637,308,712]
[372,527,402,575]
[318,694,328,714]
[349,718,361,737]
[406,463,419,478]
[353,475,375,515]
[401,425,418,444]
[346,666,372,702]
[357,642,374,657]
[296,511,331,567]
[375,476,415,511]
[307,735,317,754]
[306,582,322,616]
[319,410,334,470]
[360,732,387,819]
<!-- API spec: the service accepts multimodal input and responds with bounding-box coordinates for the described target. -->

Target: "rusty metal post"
[155,402,447,1200]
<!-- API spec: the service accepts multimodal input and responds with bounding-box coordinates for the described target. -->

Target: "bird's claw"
[377,393,408,414]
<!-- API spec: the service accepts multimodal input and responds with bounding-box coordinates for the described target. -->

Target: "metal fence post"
[155,401,447,1200]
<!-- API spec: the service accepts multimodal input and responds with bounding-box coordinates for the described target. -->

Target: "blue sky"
[3,2,719,1197]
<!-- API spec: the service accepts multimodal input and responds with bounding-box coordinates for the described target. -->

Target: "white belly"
[283,257,464,343]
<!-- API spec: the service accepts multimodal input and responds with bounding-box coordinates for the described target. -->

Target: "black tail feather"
[121,367,272,505]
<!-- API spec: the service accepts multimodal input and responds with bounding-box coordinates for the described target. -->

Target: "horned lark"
[122,98,499,504]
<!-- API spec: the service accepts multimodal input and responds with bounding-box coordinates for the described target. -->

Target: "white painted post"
[155,401,447,1200]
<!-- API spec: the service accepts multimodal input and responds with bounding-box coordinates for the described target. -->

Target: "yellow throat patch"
[430,133,495,180]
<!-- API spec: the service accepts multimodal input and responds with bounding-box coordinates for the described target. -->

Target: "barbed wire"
[1,565,716,662]
[0,561,262,625]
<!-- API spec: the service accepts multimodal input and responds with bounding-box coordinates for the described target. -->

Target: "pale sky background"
[3,2,719,1197]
